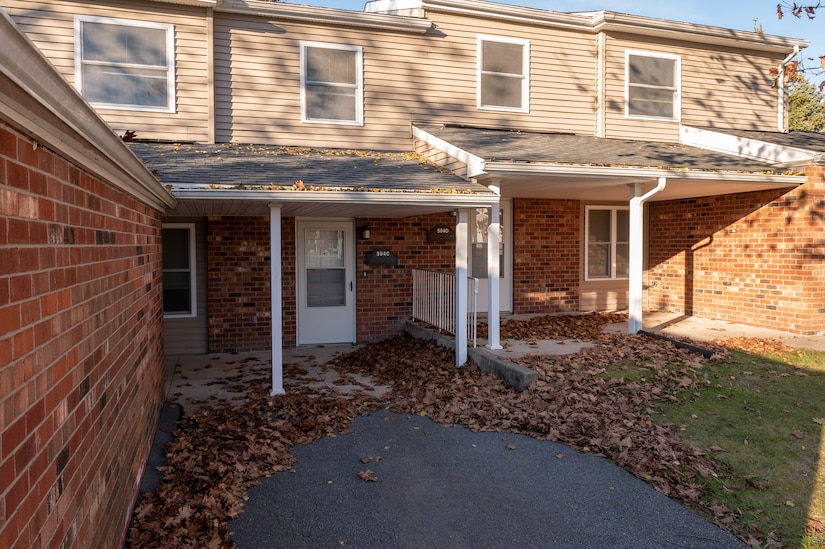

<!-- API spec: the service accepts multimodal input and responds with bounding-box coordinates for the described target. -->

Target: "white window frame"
[477,35,530,113]
[300,41,364,126]
[162,223,197,318]
[624,50,681,122]
[74,15,175,113]
[585,206,629,281]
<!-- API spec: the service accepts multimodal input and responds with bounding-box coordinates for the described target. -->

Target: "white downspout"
[628,177,667,334]
[777,45,800,132]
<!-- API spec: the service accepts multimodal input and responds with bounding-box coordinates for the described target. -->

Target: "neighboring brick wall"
[648,176,825,335]
[0,122,165,548]
[512,198,581,314]
[207,216,275,352]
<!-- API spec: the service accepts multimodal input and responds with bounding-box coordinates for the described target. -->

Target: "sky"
[288,0,823,82]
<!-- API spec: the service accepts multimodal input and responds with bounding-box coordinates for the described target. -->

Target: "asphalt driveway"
[230,410,746,549]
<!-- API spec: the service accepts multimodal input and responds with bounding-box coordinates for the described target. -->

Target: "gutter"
[217,0,433,33]
[0,10,174,210]
[170,188,498,207]
[481,162,804,184]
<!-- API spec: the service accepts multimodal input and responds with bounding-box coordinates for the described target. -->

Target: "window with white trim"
[74,16,175,112]
[162,224,197,317]
[625,51,680,121]
[585,207,629,280]
[300,42,363,125]
[477,35,529,112]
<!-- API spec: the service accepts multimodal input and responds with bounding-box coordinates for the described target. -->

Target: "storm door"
[296,220,355,344]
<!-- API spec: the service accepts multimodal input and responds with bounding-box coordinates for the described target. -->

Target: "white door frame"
[469,199,512,313]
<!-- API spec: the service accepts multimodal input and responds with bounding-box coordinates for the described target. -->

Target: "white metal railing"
[411,269,478,347]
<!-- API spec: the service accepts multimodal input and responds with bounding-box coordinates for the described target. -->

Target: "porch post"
[269,203,284,395]
[628,184,644,334]
[456,209,469,365]
[486,203,502,350]
[628,177,667,334]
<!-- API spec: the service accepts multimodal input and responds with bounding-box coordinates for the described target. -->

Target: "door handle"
[350,281,353,291]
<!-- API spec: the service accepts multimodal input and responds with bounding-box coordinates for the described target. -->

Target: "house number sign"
[365,248,398,266]
[427,224,455,243]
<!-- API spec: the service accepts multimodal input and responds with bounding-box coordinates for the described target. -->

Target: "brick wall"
[0,121,165,548]
[355,213,456,342]
[512,198,581,314]
[204,213,458,351]
[207,216,278,352]
[648,173,825,335]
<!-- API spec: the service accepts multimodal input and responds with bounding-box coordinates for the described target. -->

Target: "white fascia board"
[217,0,432,33]
[0,10,175,210]
[594,12,808,54]
[149,0,217,7]
[365,0,422,13]
[483,161,803,185]
[420,0,592,31]
[170,188,499,207]
[681,126,817,167]
[412,125,487,178]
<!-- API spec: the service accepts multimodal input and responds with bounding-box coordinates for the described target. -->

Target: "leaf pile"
[478,311,628,341]
[130,315,785,548]
[128,383,373,548]
[332,335,744,523]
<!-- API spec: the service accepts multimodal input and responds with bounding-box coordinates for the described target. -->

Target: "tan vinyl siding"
[163,217,208,355]
[214,10,598,149]
[603,32,783,141]
[5,0,211,143]
[419,11,597,134]
[214,15,422,149]
[580,281,629,312]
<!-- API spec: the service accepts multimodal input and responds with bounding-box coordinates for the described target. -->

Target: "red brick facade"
[512,198,581,314]
[0,122,166,547]
[648,168,825,335]
[203,212,457,350]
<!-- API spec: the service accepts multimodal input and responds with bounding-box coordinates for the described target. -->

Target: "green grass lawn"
[652,344,825,548]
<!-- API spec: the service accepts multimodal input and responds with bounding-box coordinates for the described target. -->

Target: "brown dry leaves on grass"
[129,312,774,548]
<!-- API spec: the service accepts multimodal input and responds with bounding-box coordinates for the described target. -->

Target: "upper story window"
[74,16,175,112]
[585,206,629,281]
[625,51,680,121]
[300,42,363,125]
[477,35,530,113]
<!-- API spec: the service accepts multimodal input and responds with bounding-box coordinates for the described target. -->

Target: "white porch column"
[486,203,502,350]
[628,178,667,334]
[456,209,469,365]
[269,204,284,395]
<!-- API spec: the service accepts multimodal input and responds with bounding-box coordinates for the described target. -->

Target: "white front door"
[296,220,356,345]
[469,200,512,313]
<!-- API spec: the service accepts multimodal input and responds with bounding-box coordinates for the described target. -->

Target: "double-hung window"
[478,35,530,112]
[75,16,175,112]
[585,207,629,280]
[301,42,363,125]
[625,51,680,121]
[162,224,196,317]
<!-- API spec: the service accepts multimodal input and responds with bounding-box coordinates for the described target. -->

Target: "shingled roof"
[415,124,795,174]
[128,142,493,194]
